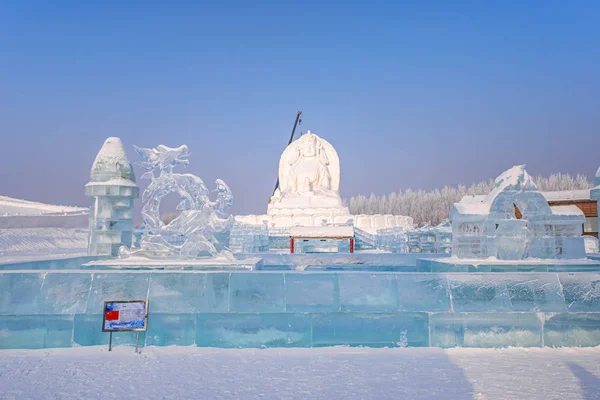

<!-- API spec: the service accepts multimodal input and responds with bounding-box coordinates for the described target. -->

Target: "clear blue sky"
[1,1,599,215]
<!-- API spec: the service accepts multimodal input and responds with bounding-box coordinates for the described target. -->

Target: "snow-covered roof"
[85,178,137,188]
[541,189,591,202]
[452,165,538,217]
[89,137,136,183]
[459,195,487,204]
[550,205,584,217]
[289,226,354,238]
[0,195,87,217]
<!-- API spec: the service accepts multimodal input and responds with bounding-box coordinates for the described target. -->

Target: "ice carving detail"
[119,144,233,259]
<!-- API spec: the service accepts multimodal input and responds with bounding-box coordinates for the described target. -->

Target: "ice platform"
[82,256,262,271]
[2,256,600,349]
[417,257,600,273]
[239,252,450,271]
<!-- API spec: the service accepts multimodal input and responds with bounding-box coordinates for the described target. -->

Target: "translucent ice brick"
[504,274,567,312]
[146,313,196,346]
[430,312,542,348]
[229,273,285,313]
[0,316,46,349]
[0,273,44,315]
[311,313,429,347]
[284,273,339,312]
[543,313,600,347]
[447,274,513,312]
[39,273,92,315]
[85,273,150,314]
[558,273,600,312]
[196,313,311,348]
[148,272,229,313]
[0,315,74,349]
[396,274,451,312]
[73,314,144,346]
[338,274,399,312]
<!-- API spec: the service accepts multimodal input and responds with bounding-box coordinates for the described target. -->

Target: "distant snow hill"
[0,196,89,259]
[0,195,88,228]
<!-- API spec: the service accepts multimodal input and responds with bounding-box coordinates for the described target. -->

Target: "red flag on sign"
[105,310,119,321]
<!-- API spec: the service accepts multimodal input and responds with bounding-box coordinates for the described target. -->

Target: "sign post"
[102,300,148,353]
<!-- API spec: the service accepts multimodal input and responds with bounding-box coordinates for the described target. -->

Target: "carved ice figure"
[119,144,233,259]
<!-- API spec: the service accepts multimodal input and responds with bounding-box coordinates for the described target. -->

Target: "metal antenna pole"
[135,332,140,353]
[273,111,302,195]
[109,332,113,351]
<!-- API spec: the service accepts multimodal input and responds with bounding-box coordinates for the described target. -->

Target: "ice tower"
[591,165,600,231]
[85,137,139,256]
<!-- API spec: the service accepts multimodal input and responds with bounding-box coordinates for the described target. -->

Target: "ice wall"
[85,137,139,256]
[2,269,600,349]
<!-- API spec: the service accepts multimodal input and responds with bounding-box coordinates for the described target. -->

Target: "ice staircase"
[354,227,376,249]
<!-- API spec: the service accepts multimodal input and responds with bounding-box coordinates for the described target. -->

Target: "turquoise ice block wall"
[1,270,600,349]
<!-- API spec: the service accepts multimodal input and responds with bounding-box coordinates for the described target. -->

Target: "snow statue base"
[85,137,139,256]
[449,165,590,265]
[118,144,234,261]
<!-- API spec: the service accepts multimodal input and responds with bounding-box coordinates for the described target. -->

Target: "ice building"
[85,137,139,256]
[235,130,413,240]
[450,165,586,260]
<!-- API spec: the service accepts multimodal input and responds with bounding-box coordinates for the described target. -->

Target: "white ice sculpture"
[119,144,233,259]
[450,165,586,260]
[86,137,139,256]
[235,129,413,234]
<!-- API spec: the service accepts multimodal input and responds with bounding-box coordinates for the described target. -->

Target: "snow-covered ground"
[1,346,599,400]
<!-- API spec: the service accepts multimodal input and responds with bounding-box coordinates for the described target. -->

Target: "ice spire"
[85,137,139,256]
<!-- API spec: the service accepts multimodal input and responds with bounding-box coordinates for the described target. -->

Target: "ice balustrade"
[375,221,452,254]
[434,220,453,253]
[229,222,269,253]
[2,270,600,349]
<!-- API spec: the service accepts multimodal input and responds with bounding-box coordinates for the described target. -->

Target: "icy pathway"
[1,347,599,400]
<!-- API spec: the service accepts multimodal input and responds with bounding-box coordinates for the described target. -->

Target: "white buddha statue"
[288,133,332,195]
[268,130,348,216]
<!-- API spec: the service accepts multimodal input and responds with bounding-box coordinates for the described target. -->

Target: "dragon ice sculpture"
[119,144,234,259]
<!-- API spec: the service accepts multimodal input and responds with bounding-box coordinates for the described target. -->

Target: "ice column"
[85,137,139,256]
[592,166,600,232]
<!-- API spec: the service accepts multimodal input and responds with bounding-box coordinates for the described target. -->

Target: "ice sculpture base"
[5,267,600,349]
[83,256,262,271]
[417,257,600,273]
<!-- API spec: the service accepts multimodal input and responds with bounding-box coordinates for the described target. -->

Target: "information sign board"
[102,300,148,332]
